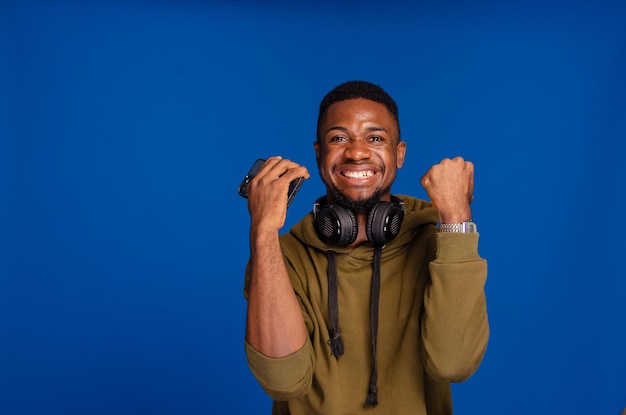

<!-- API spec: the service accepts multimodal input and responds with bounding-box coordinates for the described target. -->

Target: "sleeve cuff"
[244,339,314,400]
[434,232,481,263]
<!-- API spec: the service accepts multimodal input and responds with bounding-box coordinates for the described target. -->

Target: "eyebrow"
[324,125,389,135]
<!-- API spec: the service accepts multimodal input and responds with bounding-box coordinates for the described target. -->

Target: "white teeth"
[344,170,374,179]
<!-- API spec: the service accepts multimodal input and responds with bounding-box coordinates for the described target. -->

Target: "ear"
[314,140,320,164]
[396,140,406,168]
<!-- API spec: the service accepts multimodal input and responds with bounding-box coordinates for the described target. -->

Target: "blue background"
[1,0,625,414]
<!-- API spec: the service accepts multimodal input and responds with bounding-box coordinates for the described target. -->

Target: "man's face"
[315,98,406,208]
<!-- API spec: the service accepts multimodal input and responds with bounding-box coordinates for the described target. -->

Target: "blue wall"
[1,1,625,414]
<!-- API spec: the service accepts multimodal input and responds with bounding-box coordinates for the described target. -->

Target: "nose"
[344,139,371,161]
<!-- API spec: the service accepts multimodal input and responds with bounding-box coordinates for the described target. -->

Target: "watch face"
[463,222,477,233]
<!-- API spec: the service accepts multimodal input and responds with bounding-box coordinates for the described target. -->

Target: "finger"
[256,156,283,179]
[280,165,310,182]
[420,174,428,187]
[264,157,304,180]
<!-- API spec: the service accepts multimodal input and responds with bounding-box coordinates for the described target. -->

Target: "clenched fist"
[421,156,474,224]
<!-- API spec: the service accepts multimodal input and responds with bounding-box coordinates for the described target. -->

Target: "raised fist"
[420,156,474,224]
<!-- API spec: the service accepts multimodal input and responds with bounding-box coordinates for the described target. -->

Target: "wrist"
[437,211,472,224]
[250,225,281,246]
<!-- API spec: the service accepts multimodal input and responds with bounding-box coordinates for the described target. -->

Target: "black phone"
[237,158,304,207]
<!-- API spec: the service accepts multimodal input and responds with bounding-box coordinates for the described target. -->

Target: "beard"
[331,188,383,214]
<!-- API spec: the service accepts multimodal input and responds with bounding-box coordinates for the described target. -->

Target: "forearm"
[421,232,489,382]
[245,228,308,358]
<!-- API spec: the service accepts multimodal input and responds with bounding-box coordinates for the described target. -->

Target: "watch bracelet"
[439,223,464,232]
[439,221,477,233]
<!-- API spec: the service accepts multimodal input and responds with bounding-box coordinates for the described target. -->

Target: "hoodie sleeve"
[244,338,315,401]
[421,232,489,382]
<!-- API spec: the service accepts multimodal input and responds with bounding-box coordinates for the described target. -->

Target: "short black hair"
[316,80,400,141]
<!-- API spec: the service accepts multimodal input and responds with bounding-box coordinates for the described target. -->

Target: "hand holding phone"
[238,158,305,208]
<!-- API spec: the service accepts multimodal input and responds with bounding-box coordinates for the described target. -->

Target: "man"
[243,80,489,414]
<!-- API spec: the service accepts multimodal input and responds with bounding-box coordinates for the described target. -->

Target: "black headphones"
[313,195,405,246]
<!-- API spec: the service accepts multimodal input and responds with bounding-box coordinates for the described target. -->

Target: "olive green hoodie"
[245,195,489,414]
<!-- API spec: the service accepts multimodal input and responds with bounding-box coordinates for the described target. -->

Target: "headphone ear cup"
[314,205,358,246]
[366,201,405,245]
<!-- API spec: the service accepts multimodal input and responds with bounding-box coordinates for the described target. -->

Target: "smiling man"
[243,81,489,414]
[316,97,405,225]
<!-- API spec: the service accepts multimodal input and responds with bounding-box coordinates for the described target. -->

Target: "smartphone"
[237,158,304,207]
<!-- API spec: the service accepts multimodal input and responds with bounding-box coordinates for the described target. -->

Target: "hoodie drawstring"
[326,250,344,358]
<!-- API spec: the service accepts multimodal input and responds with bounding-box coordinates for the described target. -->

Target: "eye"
[369,135,384,143]
[329,135,348,143]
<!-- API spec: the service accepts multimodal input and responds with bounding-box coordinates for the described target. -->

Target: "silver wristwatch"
[439,221,477,233]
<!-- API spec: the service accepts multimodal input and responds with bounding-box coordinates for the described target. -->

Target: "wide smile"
[337,167,380,185]
[341,169,376,179]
